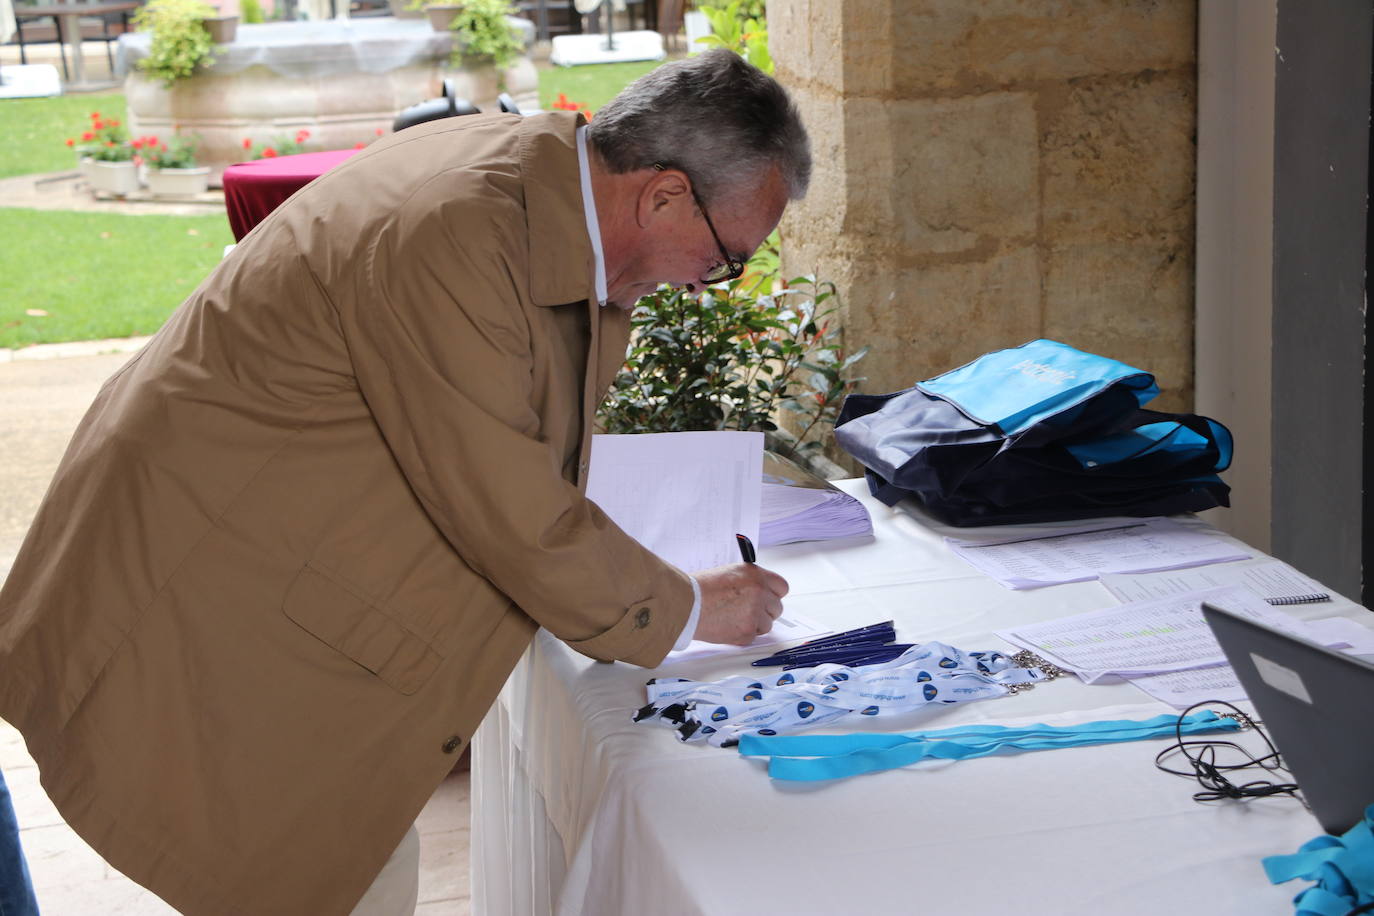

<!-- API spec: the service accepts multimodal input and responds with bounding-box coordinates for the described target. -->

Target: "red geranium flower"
[65,138,74,147]
[89,111,100,119]
[354,142,365,149]
[242,138,252,150]
[132,139,142,149]
[82,131,94,141]
[93,120,104,130]
[263,147,277,158]
[375,127,384,136]
[109,119,120,127]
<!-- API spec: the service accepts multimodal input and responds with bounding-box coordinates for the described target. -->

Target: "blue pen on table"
[736,533,756,564]
[752,620,901,668]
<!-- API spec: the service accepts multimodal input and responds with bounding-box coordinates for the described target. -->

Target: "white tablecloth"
[472,480,1372,916]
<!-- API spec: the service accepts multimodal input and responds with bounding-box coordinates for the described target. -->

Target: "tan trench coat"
[0,112,694,915]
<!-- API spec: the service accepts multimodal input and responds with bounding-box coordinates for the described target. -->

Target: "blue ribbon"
[737,711,1239,781]
[1265,804,1374,915]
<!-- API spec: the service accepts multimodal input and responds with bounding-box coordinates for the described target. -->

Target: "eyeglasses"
[655,163,747,285]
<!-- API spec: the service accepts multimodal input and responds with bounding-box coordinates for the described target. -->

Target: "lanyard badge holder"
[634,633,1068,748]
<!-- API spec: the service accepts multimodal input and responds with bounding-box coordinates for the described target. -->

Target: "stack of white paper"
[759,451,873,546]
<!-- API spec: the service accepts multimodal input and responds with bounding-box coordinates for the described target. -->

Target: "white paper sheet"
[1100,558,1331,605]
[585,431,763,573]
[1124,665,1249,707]
[1124,616,1374,707]
[660,612,832,665]
[949,518,1249,589]
[996,586,1316,683]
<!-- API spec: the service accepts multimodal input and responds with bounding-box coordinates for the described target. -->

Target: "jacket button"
[442,735,462,754]
[634,607,651,629]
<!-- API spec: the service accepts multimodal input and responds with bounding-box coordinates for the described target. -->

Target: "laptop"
[1201,601,1374,834]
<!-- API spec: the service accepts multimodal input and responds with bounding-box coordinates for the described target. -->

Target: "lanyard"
[1264,803,1374,916]
[635,641,1048,747]
[737,711,1241,781]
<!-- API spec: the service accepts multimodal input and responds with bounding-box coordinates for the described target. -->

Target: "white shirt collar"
[575,125,609,307]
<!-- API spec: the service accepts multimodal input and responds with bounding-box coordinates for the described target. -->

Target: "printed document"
[948,518,1249,589]
[1126,616,1374,707]
[995,586,1315,683]
[1100,558,1330,605]
[585,431,763,573]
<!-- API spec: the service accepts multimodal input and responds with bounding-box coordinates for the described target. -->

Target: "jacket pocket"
[282,563,442,695]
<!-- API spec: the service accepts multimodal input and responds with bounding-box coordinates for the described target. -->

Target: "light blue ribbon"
[1265,804,1374,915]
[737,711,1239,781]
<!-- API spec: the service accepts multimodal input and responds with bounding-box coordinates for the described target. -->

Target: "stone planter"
[89,160,139,196]
[78,156,96,182]
[202,15,239,43]
[147,165,212,197]
[425,4,463,31]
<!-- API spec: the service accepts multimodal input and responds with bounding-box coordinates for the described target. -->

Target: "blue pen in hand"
[736,533,756,564]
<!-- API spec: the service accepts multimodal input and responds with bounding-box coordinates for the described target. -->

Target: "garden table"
[221,148,359,241]
[14,0,136,89]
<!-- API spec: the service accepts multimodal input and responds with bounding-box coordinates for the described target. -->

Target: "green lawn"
[0,91,126,180]
[0,63,657,348]
[537,60,665,112]
[0,209,233,349]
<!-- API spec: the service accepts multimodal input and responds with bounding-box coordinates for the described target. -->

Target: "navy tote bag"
[834,340,1232,526]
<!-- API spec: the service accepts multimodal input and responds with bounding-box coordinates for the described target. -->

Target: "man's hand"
[692,563,789,646]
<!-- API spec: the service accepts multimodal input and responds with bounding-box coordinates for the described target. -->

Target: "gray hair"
[587,49,811,206]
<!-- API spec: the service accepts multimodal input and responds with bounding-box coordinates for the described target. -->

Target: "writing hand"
[692,563,789,646]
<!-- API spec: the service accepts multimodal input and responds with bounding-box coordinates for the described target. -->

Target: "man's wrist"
[672,576,703,652]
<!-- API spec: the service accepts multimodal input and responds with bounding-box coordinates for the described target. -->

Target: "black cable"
[1154,700,1304,806]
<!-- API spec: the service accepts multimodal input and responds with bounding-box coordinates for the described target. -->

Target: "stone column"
[770,0,1197,419]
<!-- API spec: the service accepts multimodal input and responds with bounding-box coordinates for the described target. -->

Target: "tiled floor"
[1,717,473,914]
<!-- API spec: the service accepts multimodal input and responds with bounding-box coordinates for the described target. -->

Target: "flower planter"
[89,160,139,196]
[426,3,463,31]
[202,15,238,43]
[147,165,211,197]
[78,156,96,182]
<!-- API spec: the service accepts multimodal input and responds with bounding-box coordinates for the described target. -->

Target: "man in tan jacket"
[0,50,808,915]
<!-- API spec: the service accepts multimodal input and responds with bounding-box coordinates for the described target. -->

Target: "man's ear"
[636,167,692,228]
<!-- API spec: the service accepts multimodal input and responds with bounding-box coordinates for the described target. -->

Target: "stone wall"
[770,0,1198,423]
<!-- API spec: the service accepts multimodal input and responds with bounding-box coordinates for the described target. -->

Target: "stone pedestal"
[770,0,1197,422]
[118,18,538,184]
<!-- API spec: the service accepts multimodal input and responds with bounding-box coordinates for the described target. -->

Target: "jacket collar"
[519,111,598,307]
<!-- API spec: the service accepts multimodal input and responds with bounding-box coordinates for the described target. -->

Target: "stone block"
[1041,70,1196,242]
[843,245,1043,393]
[1042,238,1194,409]
[892,0,1196,94]
[885,92,1039,253]
[771,0,847,95]
[781,93,849,242]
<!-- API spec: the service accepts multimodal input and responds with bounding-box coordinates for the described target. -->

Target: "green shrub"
[133,0,218,87]
[599,238,867,456]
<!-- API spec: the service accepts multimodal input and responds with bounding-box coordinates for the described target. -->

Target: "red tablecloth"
[223,149,360,241]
